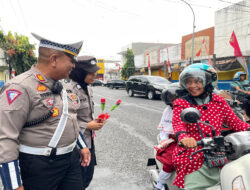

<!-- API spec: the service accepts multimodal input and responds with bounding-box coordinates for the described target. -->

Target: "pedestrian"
[69,56,106,189]
[172,63,250,189]
[0,33,90,190]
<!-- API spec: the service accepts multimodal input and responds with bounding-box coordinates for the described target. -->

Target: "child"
[154,86,183,190]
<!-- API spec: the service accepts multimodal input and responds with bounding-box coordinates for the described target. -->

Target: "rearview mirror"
[180,108,201,123]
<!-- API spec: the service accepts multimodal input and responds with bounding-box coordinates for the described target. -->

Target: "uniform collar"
[31,65,55,89]
[71,80,81,90]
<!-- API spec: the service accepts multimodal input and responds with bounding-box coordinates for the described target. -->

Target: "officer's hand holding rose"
[87,119,105,130]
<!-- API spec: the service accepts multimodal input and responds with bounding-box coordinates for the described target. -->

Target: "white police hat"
[32,33,83,57]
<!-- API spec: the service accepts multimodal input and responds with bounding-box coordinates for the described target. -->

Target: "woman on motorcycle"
[172,63,250,190]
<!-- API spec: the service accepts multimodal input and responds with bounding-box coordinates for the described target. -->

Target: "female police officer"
[69,56,106,189]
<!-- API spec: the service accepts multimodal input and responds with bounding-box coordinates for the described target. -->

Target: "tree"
[0,31,37,75]
[121,48,135,79]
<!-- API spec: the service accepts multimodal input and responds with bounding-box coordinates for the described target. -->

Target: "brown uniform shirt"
[70,81,94,149]
[0,66,80,163]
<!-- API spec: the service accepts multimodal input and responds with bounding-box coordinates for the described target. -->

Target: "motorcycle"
[148,107,250,190]
[147,134,178,190]
[219,90,246,121]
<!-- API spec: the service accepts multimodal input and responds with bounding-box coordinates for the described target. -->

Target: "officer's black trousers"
[19,148,83,190]
[81,148,96,189]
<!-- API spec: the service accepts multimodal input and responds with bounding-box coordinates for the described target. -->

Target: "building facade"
[215,0,250,58]
[117,0,250,89]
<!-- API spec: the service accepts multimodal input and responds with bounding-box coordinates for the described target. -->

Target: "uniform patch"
[46,98,54,106]
[77,85,81,89]
[37,84,47,91]
[69,93,79,105]
[6,89,22,105]
[36,74,45,82]
[52,107,59,117]
[71,94,76,100]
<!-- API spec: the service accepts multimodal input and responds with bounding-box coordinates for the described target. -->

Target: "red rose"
[101,98,106,104]
[98,113,110,120]
[116,99,122,105]
[98,113,106,120]
[105,113,110,120]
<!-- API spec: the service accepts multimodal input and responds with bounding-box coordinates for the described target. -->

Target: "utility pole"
[180,0,196,64]
[164,60,167,78]
[146,53,151,76]
[213,54,216,68]
[5,54,12,80]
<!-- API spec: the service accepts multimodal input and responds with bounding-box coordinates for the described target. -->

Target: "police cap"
[76,56,100,73]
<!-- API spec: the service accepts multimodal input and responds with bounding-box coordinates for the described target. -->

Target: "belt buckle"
[44,147,52,156]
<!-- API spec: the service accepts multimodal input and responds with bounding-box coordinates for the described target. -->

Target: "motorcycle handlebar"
[178,140,203,148]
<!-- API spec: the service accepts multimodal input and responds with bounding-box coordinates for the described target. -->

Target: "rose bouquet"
[97,98,122,121]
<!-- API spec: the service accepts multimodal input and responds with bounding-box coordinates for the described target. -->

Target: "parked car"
[125,75,171,100]
[106,79,126,89]
[92,80,105,86]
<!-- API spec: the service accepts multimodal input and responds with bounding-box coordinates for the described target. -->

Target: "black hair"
[69,67,89,94]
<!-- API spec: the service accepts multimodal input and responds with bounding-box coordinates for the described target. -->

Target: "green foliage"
[121,48,135,80]
[0,31,37,75]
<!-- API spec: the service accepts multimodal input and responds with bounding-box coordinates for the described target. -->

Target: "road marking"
[109,117,155,148]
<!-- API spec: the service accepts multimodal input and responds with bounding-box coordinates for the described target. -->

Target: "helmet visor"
[180,69,206,89]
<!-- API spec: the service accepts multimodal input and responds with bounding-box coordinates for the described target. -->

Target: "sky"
[0,0,242,59]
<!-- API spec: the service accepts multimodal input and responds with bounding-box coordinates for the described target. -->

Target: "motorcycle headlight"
[232,176,245,190]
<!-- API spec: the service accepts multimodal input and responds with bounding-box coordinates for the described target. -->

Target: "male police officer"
[231,71,250,96]
[230,71,250,116]
[0,33,90,190]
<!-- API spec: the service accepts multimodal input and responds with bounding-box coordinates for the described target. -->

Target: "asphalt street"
[87,86,166,190]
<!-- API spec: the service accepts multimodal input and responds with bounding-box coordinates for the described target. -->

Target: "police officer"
[0,33,90,190]
[231,71,250,96]
[230,71,250,116]
[68,56,105,189]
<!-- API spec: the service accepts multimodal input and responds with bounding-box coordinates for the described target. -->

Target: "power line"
[9,0,22,32]
[162,0,215,9]
[187,0,250,11]
[16,0,29,32]
[215,0,250,9]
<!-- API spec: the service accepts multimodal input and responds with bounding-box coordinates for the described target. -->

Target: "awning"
[214,58,242,71]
